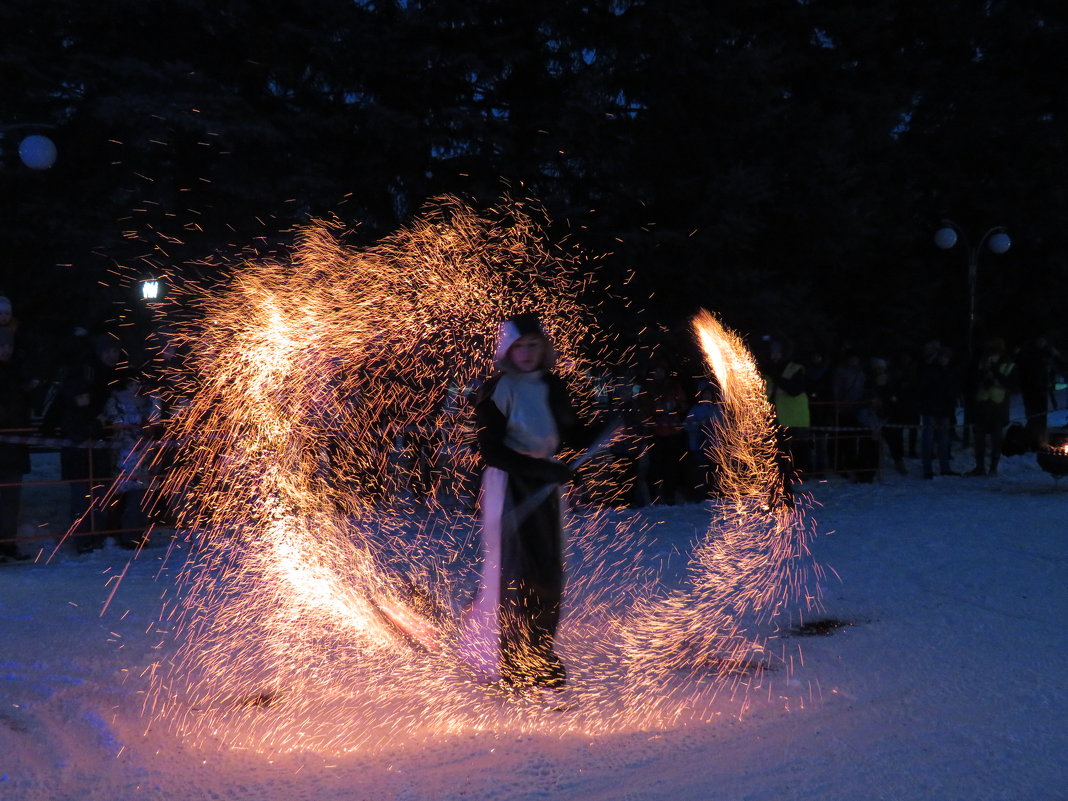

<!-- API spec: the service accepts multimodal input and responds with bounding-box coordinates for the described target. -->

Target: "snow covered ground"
[2,412,1066,801]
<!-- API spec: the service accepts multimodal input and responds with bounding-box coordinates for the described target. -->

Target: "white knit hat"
[492,312,556,372]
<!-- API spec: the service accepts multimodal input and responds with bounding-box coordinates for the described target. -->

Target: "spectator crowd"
[0,295,179,561]
[0,288,1064,561]
[753,330,1065,487]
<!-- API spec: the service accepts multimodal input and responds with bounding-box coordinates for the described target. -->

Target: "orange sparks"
[139,201,821,756]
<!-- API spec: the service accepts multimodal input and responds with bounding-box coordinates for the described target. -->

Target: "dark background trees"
[2,0,1066,360]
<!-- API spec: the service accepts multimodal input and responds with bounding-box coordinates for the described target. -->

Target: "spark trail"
[140,198,820,755]
[617,309,821,721]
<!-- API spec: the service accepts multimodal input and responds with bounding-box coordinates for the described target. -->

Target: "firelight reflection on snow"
[138,197,820,755]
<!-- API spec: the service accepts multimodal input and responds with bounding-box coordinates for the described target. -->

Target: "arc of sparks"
[137,201,821,755]
[617,309,819,715]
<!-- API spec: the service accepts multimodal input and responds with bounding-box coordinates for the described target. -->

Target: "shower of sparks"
[136,199,821,756]
[616,309,822,722]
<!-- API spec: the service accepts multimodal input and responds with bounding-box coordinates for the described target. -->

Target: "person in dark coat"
[458,312,596,691]
[639,356,691,505]
[868,356,909,476]
[803,347,834,476]
[916,341,961,479]
[53,332,123,553]
[0,295,15,336]
[0,328,32,561]
[1015,334,1062,450]
[831,347,867,477]
[685,381,723,498]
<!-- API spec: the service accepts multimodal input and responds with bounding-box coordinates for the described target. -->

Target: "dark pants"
[921,414,953,476]
[647,432,688,505]
[0,473,22,558]
[61,446,113,552]
[500,473,565,688]
[112,487,149,547]
[881,426,905,462]
[1022,390,1049,449]
[688,449,720,498]
[972,400,1009,474]
[781,426,813,477]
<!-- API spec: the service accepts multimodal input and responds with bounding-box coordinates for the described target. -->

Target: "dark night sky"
[3,1,1067,367]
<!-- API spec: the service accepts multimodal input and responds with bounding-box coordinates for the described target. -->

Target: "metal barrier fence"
[0,430,153,555]
[0,412,924,557]
[15,397,1053,554]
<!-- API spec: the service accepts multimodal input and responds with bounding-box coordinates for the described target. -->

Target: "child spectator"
[104,369,162,548]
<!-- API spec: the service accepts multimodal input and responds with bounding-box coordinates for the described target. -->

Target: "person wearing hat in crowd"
[0,328,33,561]
[458,312,599,696]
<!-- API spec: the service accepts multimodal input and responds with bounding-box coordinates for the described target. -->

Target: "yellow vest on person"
[766,362,811,428]
[974,361,1015,405]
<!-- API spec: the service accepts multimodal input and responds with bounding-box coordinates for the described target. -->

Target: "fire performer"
[458,312,596,691]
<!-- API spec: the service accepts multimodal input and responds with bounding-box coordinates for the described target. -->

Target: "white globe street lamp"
[933,227,958,250]
[934,221,1011,356]
[17,134,57,170]
[987,231,1012,255]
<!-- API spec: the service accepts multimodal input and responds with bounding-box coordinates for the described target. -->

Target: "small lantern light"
[140,278,163,302]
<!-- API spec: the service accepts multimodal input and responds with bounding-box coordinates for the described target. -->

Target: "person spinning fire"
[457,312,597,692]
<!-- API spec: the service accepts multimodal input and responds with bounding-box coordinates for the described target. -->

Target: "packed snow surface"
[2,422,1065,801]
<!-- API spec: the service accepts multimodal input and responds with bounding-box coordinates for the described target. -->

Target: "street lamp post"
[934,220,1011,356]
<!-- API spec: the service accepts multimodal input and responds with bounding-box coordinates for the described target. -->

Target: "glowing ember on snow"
[138,200,821,755]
